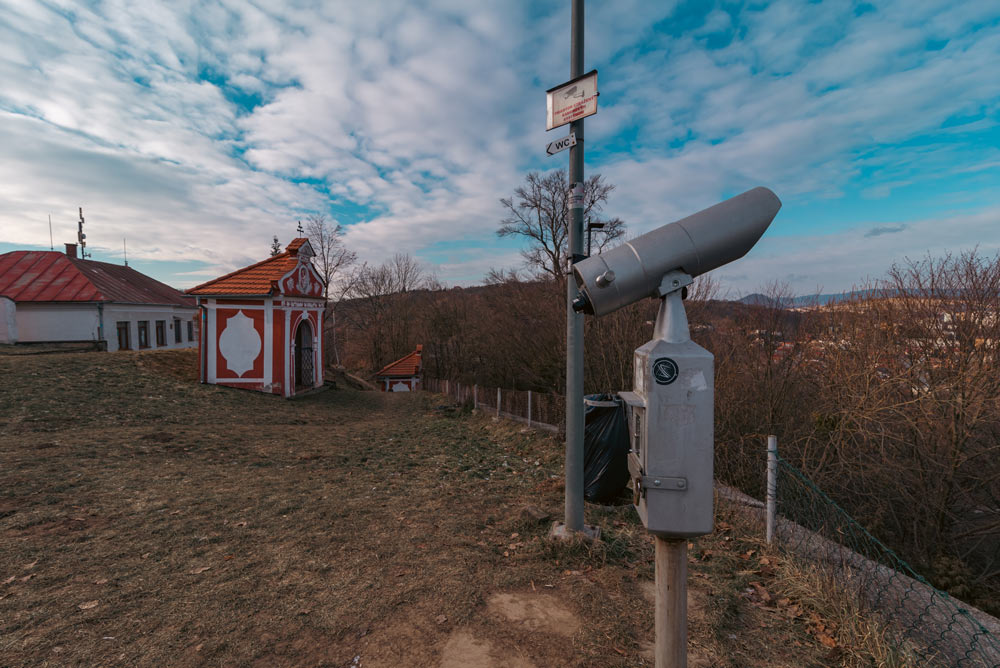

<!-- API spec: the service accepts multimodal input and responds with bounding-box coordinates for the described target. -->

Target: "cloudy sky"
[1,0,998,295]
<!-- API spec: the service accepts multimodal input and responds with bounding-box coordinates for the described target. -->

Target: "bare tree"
[498,169,625,280]
[341,253,427,370]
[270,235,282,257]
[483,267,522,285]
[304,214,357,367]
[304,214,357,302]
[389,252,425,293]
[707,252,1000,610]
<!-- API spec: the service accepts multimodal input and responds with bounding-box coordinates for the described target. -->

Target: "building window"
[187,320,194,342]
[155,320,166,347]
[116,321,131,351]
[138,321,149,348]
[173,318,182,343]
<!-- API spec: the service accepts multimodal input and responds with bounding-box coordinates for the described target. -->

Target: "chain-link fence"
[422,377,565,434]
[769,448,1000,666]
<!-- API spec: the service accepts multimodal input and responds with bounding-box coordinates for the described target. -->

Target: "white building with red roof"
[375,345,423,392]
[187,238,325,398]
[0,243,197,350]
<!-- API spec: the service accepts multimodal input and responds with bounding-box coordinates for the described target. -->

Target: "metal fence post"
[528,390,532,428]
[496,388,501,418]
[766,434,777,544]
[474,384,478,409]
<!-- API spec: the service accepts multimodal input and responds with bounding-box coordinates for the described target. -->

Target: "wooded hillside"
[334,250,1000,614]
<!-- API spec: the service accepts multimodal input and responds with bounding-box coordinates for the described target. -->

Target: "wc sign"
[546,132,577,156]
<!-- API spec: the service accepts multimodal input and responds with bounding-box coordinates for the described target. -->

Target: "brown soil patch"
[487,592,580,636]
[350,618,441,668]
[439,629,537,668]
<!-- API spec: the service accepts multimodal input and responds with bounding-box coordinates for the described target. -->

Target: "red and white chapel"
[187,238,325,397]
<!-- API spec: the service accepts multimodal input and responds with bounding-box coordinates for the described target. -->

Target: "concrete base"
[549,521,601,542]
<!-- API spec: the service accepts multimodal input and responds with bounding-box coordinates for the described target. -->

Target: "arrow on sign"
[546,132,577,156]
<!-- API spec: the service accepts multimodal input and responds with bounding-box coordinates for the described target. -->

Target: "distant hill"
[735,290,884,308]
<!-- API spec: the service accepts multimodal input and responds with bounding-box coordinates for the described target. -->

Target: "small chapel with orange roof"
[187,238,325,397]
[375,345,423,392]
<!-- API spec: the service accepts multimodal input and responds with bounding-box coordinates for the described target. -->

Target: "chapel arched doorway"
[294,318,314,390]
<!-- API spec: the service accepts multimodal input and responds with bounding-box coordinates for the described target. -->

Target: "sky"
[0,0,998,296]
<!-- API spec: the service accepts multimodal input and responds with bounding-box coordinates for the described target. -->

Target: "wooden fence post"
[528,390,532,428]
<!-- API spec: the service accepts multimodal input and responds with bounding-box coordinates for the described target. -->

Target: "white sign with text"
[546,70,598,131]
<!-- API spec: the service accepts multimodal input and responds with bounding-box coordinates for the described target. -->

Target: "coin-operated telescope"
[572,187,781,538]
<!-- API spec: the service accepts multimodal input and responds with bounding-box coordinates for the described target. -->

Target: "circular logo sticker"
[652,357,679,385]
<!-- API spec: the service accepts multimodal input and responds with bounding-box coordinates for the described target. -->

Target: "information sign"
[546,70,598,131]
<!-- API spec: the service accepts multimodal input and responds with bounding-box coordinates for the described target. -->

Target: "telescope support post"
[653,277,693,668]
[655,536,688,668]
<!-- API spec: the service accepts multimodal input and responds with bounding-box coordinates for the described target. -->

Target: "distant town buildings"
[0,244,197,350]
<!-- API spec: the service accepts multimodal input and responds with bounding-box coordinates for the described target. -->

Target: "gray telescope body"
[572,187,781,316]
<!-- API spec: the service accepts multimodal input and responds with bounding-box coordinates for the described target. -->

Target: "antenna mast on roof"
[297,220,304,235]
[77,207,91,259]
[48,214,53,250]
[123,237,128,266]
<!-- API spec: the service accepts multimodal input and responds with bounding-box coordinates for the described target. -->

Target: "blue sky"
[1,0,998,295]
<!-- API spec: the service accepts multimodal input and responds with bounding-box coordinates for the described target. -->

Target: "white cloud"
[0,0,997,291]
[720,207,1000,295]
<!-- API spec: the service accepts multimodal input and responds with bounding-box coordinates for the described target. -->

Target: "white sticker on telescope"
[689,370,708,392]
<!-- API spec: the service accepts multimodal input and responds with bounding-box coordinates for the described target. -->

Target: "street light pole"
[586,221,604,257]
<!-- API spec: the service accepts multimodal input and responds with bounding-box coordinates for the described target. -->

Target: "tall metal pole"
[564,0,586,533]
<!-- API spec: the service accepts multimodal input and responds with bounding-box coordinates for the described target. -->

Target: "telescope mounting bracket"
[656,270,693,298]
[653,271,694,343]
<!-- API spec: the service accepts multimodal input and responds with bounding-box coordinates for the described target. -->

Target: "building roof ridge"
[376,345,423,377]
[187,251,294,295]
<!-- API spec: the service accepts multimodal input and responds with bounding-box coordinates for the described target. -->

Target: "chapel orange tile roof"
[186,238,307,296]
[376,344,423,377]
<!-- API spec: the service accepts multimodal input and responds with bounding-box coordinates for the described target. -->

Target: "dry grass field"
[1,349,872,667]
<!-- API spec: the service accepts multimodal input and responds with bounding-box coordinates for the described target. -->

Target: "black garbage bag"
[583,393,630,503]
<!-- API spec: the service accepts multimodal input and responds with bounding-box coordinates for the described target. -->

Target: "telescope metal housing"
[572,187,781,316]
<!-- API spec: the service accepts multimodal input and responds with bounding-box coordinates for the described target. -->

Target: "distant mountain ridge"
[735,290,881,307]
